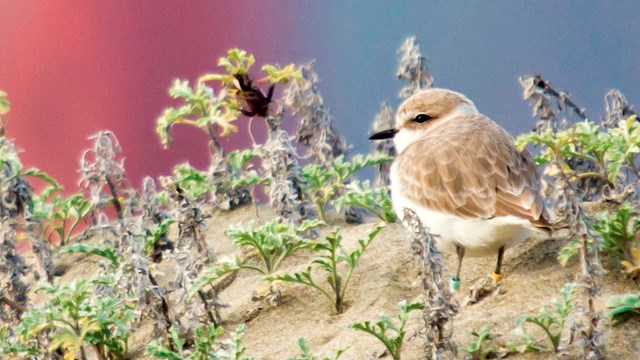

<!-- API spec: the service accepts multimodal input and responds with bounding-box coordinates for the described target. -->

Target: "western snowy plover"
[369,88,551,288]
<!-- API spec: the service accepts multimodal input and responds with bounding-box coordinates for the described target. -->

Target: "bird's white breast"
[390,162,537,257]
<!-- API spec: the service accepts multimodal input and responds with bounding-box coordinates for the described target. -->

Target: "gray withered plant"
[371,101,397,188]
[0,113,55,283]
[114,217,176,336]
[396,36,434,99]
[550,160,604,358]
[520,75,606,202]
[160,176,222,328]
[140,176,174,262]
[0,228,28,322]
[208,150,253,211]
[519,77,605,358]
[79,131,134,222]
[260,110,316,223]
[520,74,587,133]
[284,61,347,167]
[603,89,636,129]
[403,209,457,359]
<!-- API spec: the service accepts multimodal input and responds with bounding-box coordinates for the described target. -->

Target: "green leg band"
[450,277,461,292]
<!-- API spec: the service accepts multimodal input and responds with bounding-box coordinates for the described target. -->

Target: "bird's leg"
[492,246,505,283]
[451,245,465,291]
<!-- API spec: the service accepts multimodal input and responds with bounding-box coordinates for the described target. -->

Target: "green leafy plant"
[333,180,396,223]
[145,323,253,360]
[606,293,640,324]
[0,325,39,359]
[189,257,245,298]
[0,90,9,115]
[302,154,392,221]
[15,279,134,360]
[156,78,239,151]
[191,217,324,299]
[49,193,93,246]
[59,243,122,268]
[226,149,268,190]
[173,163,212,201]
[515,283,576,352]
[157,49,301,152]
[31,188,94,246]
[225,218,324,275]
[144,218,175,257]
[460,326,495,360]
[271,224,384,313]
[516,116,640,188]
[504,328,543,354]
[593,204,640,264]
[285,337,346,360]
[350,300,424,360]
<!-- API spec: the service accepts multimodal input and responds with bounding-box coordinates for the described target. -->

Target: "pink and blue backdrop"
[1,1,640,191]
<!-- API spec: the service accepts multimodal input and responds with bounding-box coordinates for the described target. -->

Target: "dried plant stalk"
[371,101,397,188]
[397,36,434,99]
[261,127,316,223]
[161,177,222,328]
[520,74,603,201]
[79,131,133,222]
[603,89,636,129]
[556,173,605,359]
[520,74,587,133]
[403,208,457,359]
[0,228,28,322]
[284,62,347,167]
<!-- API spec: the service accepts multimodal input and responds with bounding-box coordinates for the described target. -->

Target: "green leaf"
[0,90,9,115]
[60,244,121,267]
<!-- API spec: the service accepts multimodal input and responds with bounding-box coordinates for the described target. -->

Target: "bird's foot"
[491,271,504,283]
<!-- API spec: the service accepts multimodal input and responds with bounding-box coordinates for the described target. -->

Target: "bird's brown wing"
[395,114,551,231]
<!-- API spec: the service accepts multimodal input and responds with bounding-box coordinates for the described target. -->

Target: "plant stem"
[207,126,224,156]
[315,200,326,222]
[105,175,123,221]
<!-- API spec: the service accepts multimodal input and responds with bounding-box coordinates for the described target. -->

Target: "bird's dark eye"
[414,114,432,123]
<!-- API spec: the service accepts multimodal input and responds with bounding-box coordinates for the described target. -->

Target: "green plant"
[145,323,253,360]
[59,243,122,268]
[504,328,543,354]
[606,293,640,324]
[515,283,576,352]
[189,257,245,298]
[460,326,494,360]
[225,218,324,275]
[593,204,640,265]
[333,180,396,223]
[156,78,239,151]
[157,49,301,152]
[0,325,39,359]
[350,300,424,360]
[226,149,268,191]
[516,115,640,205]
[173,163,212,201]
[144,218,175,257]
[271,224,384,313]
[286,337,346,360]
[0,90,9,114]
[302,154,392,221]
[16,279,134,360]
[31,188,93,246]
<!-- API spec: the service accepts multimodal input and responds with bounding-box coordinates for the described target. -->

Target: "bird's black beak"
[368,128,398,140]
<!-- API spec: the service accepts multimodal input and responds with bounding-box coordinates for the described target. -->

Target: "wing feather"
[395,113,550,231]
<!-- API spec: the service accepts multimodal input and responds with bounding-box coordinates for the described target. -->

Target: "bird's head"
[369,88,478,154]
